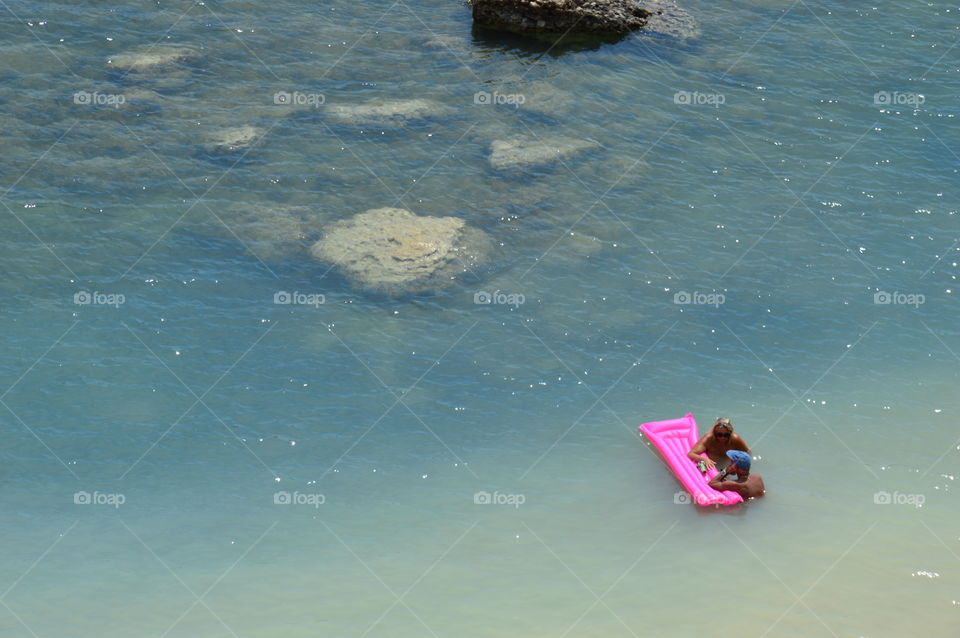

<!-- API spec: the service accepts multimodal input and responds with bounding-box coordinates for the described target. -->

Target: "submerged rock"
[230,206,310,260]
[472,0,651,35]
[489,136,599,170]
[107,46,198,72]
[182,203,317,261]
[517,80,575,117]
[480,79,574,117]
[61,156,164,190]
[423,34,474,55]
[325,99,452,126]
[204,125,265,152]
[122,87,163,102]
[310,207,491,295]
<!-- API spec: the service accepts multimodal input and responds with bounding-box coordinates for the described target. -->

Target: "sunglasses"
[715,431,731,438]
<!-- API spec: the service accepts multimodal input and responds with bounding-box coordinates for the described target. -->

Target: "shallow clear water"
[1,0,959,636]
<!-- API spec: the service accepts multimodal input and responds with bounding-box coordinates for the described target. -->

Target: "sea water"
[0,0,958,636]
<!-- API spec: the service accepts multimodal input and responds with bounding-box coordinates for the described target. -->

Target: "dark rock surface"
[472,0,651,35]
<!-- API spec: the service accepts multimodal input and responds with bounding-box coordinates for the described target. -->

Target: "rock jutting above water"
[325,99,453,127]
[310,207,491,295]
[471,0,651,35]
[470,0,697,39]
[489,136,599,170]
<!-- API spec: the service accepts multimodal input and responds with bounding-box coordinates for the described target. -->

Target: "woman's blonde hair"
[712,417,733,432]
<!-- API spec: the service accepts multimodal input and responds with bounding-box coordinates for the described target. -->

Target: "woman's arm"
[687,434,708,461]
[687,434,716,469]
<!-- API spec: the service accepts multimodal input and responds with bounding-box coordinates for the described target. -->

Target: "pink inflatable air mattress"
[639,413,743,506]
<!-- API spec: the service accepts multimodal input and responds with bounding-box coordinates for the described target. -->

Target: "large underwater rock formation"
[310,207,491,295]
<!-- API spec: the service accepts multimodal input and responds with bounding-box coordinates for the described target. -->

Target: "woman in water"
[687,417,750,471]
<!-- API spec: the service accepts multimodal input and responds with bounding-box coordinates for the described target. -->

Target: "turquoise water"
[1,0,959,635]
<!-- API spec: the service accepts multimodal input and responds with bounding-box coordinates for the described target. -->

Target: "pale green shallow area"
[0,0,958,636]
